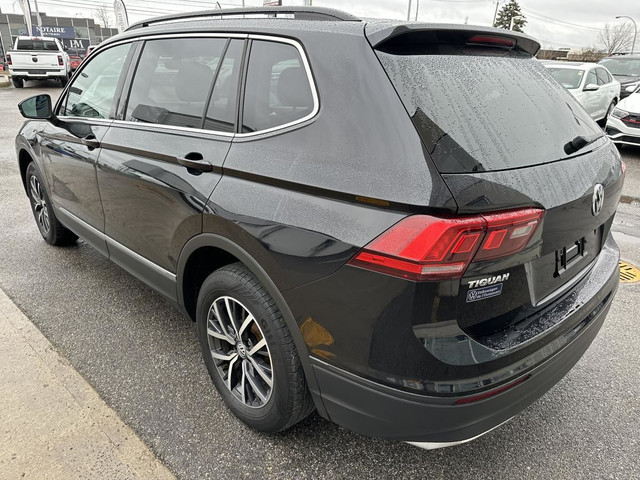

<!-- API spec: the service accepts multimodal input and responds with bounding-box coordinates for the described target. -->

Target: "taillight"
[348,208,544,281]
[467,34,516,49]
[6,54,11,66]
[57,55,64,66]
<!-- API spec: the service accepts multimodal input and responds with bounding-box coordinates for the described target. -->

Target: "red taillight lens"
[6,54,11,65]
[467,35,516,49]
[57,55,64,66]
[348,208,544,281]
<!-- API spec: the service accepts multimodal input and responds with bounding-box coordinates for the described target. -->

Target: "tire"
[59,75,69,87]
[196,263,314,432]
[12,77,23,88]
[600,100,616,127]
[25,162,78,246]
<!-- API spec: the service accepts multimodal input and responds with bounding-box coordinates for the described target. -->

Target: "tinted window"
[242,40,314,133]
[203,39,244,133]
[377,51,601,173]
[585,70,598,86]
[61,43,131,119]
[17,39,58,50]
[599,58,640,76]
[125,38,226,129]
[596,68,611,85]
[547,67,584,89]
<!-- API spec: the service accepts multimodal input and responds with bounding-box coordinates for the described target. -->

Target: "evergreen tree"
[494,0,527,33]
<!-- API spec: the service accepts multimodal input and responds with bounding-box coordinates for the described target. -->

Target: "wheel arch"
[176,233,326,415]
[18,148,34,195]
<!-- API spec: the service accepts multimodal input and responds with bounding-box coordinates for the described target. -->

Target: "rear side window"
[595,68,611,85]
[377,51,602,173]
[17,39,58,50]
[125,38,226,129]
[242,40,315,133]
[585,70,598,86]
[203,39,244,133]
[61,43,131,119]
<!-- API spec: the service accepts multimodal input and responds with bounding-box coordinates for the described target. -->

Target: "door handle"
[176,152,213,172]
[81,134,100,149]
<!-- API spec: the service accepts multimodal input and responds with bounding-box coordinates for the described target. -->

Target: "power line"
[521,8,605,32]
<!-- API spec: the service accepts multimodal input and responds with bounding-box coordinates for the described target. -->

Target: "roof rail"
[127,7,360,31]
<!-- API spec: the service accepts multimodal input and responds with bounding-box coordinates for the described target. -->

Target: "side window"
[597,68,612,84]
[60,43,131,119]
[125,38,226,129]
[242,40,315,133]
[585,70,598,87]
[595,68,608,86]
[203,39,244,133]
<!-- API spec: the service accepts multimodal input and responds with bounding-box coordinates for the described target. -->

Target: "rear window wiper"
[563,132,604,155]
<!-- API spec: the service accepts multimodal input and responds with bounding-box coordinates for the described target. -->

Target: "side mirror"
[583,83,599,92]
[18,94,53,119]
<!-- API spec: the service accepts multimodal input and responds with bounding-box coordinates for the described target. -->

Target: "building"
[0,8,119,59]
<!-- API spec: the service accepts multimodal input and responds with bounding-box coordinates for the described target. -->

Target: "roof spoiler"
[367,23,540,56]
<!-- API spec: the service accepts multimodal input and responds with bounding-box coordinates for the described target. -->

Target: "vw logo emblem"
[592,184,604,216]
[236,342,247,358]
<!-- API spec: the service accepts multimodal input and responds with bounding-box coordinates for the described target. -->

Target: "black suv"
[599,54,640,98]
[15,7,624,448]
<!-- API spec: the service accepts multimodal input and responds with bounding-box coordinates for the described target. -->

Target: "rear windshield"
[16,39,59,51]
[377,51,602,173]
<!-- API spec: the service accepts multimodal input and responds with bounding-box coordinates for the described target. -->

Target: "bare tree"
[95,5,112,28]
[599,23,634,55]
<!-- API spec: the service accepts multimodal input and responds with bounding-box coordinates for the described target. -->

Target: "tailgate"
[444,144,623,337]
[10,52,60,69]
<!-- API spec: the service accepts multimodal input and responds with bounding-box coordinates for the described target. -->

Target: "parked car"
[84,44,98,59]
[6,36,70,88]
[543,61,619,123]
[606,88,640,146]
[15,7,624,449]
[599,54,640,99]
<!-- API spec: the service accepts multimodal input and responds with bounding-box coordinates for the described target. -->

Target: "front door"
[95,36,245,292]
[42,42,134,253]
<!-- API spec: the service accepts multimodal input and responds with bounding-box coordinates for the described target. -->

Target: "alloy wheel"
[29,175,50,234]
[206,296,273,408]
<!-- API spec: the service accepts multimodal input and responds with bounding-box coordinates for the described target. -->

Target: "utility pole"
[492,0,500,27]
[414,0,420,21]
[407,0,412,21]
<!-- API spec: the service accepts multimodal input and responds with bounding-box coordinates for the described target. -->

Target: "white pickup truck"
[6,36,71,88]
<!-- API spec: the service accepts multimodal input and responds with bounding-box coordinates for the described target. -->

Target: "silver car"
[543,61,620,123]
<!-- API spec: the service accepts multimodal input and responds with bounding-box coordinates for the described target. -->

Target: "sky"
[0,0,638,51]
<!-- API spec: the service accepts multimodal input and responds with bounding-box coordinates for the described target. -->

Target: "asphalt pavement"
[0,82,639,479]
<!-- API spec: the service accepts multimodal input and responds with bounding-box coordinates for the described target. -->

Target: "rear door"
[371,29,623,338]
[95,35,245,293]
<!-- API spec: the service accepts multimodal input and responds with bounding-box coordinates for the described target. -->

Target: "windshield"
[546,67,584,89]
[377,51,602,173]
[599,58,640,77]
[16,39,59,51]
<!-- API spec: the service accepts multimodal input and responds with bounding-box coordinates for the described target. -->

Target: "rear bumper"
[310,239,619,444]
[313,284,614,443]
[9,68,66,78]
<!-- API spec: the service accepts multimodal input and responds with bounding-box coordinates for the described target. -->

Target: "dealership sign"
[31,26,76,39]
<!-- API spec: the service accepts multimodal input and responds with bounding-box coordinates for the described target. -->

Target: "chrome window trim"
[57,33,318,138]
[52,116,113,126]
[236,34,320,138]
[109,119,235,138]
